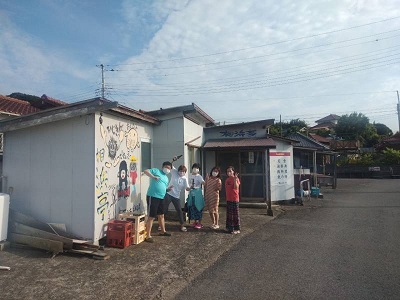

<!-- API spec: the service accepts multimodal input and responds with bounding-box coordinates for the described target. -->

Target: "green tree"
[335,112,380,147]
[335,112,370,140]
[373,122,393,137]
[269,119,308,136]
[381,148,400,165]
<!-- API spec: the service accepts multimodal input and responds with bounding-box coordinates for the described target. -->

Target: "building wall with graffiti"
[94,112,152,242]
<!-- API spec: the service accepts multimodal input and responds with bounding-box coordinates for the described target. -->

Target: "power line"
[109,48,400,90]
[107,57,399,96]
[110,16,400,66]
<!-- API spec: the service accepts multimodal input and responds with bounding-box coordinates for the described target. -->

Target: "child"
[163,157,191,232]
[225,166,241,234]
[205,166,222,229]
[187,163,205,229]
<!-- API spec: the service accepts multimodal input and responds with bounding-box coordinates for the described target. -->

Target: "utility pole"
[96,64,105,99]
[397,90,400,133]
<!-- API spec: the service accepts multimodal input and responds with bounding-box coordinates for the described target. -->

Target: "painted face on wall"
[126,128,139,149]
[107,136,118,159]
[120,169,126,179]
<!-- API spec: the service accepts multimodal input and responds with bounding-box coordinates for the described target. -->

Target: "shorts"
[146,196,164,218]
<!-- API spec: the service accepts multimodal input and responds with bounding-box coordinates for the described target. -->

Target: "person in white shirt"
[163,159,190,232]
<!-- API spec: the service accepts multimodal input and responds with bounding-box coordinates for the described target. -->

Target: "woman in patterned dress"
[205,166,222,229]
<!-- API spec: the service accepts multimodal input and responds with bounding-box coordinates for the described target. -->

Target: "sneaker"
[180,226,187,232]
[233,230,240,234]
[194,223,202,229]
[158,226,161,231]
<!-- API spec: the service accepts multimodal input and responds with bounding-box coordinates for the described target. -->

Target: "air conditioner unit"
[0,193,10,241]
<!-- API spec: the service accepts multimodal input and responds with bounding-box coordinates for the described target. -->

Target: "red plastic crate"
[106,220,133,249]
[107,220,133,232]
[106,229,132,249]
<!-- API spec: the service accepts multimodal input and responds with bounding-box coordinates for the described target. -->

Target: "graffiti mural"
[95,117,141,221]
[117,160,130,197]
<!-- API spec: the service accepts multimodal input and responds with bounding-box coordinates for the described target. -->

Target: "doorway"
[216,150,265,201]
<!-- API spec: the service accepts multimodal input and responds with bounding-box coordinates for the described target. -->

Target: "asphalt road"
[174,179,400,300]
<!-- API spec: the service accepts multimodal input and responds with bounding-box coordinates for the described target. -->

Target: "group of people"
[143,157,241,243]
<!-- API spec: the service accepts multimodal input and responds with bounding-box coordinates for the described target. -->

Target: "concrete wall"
[3,115,95,239]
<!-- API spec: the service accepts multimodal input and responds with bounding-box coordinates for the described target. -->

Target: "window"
[0,133,3,153]
[141,141,151,171]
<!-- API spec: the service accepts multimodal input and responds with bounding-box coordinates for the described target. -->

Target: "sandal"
[145,237,154,243]
[159,232,171,236]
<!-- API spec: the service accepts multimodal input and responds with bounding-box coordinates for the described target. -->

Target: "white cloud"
[109,0,400,131]
[1,0,399,131]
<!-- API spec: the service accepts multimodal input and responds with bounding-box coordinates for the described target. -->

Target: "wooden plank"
[8,233,64,256]
[11,222,73,250]
[9,209,84,240]
[67,249,110,260]
[9,210,54,234]
[72,243,100,251]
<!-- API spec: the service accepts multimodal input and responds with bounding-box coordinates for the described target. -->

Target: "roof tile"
[0,95,41,115]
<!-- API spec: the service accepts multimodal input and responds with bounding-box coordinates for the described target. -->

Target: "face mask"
[192,168,199,174]
[212,172,218,177]
[163,168,171,175]
[179,171,186,177]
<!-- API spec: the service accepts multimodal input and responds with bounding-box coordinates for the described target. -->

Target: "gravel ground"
[0,200,309,300]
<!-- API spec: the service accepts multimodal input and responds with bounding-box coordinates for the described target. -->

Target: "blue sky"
[1,0,399,132]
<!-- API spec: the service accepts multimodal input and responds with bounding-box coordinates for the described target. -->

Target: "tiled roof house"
[0,94,67,153]
[310,114,340,131]
[0,95,41,118]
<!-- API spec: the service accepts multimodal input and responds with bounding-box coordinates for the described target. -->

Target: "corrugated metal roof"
[203,138,276,149]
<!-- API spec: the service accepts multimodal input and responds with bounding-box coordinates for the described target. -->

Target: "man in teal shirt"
[143,161,172,242]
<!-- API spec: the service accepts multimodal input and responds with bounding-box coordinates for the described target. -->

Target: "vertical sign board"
[270,151,294,201]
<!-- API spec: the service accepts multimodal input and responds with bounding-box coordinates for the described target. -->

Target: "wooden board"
[11,222,73,250]
[9,210,54,234]
[67,249,110,260]
[8,233,64,256]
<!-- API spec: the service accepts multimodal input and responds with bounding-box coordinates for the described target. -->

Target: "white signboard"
[270,150,294,201]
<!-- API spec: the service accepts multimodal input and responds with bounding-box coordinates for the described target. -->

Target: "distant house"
[309,114,340,132]
[0,94,67,180]
[375,132,400,151]
[309,133,331,147]
[286,132,336,188]
[0,95,40,120]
